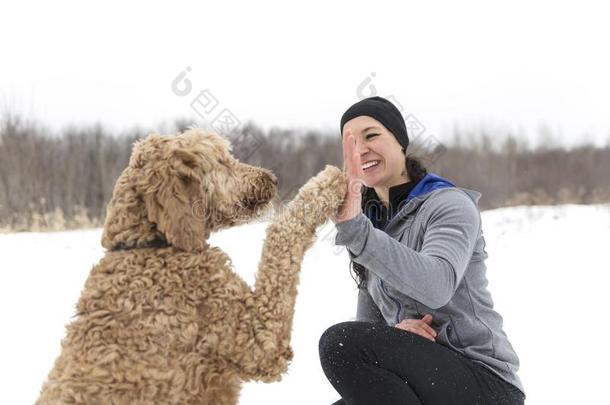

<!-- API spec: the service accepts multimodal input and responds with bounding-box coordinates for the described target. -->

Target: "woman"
[319,96,526,405]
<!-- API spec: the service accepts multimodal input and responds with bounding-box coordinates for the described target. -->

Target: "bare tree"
[1,113,609,231]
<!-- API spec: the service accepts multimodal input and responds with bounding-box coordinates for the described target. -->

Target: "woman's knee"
[319,322,349,357]
[320,321,360,346]
[318,321,373,361]
[319,322,359,374]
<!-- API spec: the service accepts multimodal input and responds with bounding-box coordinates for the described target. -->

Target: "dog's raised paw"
[315,165,348,208]
[289,165,347,223]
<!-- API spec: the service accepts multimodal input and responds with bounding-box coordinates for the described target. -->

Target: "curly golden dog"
[36,129,347,404]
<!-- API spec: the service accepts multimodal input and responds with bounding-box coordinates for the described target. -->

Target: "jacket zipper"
[380,279,402,324]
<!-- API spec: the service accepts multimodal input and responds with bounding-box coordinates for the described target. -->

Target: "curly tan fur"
[36,129,347,405]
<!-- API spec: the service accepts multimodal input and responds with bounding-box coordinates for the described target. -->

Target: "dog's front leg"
[230,165,346,382]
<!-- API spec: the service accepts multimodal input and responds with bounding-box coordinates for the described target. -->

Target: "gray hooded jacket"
[334,177,526,398]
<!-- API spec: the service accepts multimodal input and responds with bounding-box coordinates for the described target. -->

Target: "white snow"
[1,203,609,404]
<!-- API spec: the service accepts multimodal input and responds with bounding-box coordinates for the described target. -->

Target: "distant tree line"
[1,114,609,232]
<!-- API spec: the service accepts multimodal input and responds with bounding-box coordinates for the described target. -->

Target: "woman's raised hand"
[395,314,438,342]
[334,130,364,223]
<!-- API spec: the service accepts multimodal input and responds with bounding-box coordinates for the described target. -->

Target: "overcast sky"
[1,0,609,148]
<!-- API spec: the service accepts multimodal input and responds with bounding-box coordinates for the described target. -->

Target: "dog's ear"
[142,145,209,252]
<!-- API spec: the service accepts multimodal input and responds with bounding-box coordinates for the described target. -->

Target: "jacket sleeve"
[335,190,480,309]
[356,287,386,324]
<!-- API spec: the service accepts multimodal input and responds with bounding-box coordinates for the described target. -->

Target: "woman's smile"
[362,159,382,173]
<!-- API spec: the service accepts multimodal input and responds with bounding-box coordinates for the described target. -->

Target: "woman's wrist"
[333,197,361,224]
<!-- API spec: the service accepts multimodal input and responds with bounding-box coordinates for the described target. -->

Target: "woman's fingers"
[419,314,437,337]
[345,134,357,176]
[342,130,350,172]
[395,320,436,342]
[349,136,361,178]
[342,133,364,198]
[404,326,436,342]
[342,130,355,172]
[342,130,362,178]
[396,318,438,341]
[421,323,438,338]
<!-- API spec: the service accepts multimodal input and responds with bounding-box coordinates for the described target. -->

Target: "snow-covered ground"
[1,203,609,404]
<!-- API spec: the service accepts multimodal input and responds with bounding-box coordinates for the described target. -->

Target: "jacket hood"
[362,173,484,222]
[362,173,456,229]
[407,173,483,208]
[407,172,456,201]
[364,173,483,232]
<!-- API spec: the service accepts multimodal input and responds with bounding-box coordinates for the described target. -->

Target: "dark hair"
[350,153,428,289]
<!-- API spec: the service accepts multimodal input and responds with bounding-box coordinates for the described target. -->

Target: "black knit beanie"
[340,96,410,151]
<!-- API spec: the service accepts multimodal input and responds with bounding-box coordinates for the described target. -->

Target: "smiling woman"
[338,113,428,288]
[318,96,526,405]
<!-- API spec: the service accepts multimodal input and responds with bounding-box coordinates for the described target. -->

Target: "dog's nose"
[268,173,278,185]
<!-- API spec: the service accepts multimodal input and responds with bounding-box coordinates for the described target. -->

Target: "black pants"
[319,322,525,405]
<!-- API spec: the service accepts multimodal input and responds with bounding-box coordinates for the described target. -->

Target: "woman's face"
[342,115,408,189]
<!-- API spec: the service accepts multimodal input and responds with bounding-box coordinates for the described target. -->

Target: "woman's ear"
[142,147,209,252]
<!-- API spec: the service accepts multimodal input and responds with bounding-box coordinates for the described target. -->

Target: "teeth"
[362,160,380,170]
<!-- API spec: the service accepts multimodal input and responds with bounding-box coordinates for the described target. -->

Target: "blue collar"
[363,173,455,229]
[407,172,455,201]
